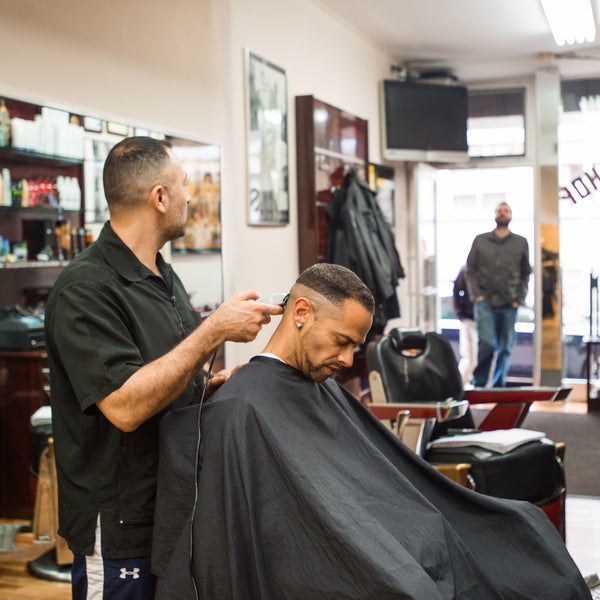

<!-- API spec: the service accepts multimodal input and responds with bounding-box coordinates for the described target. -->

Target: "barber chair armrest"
[432,463,475,489]
[465,387,560,405]
[554,441,566,463]
[465,387,567,430]
[367,399,469,423]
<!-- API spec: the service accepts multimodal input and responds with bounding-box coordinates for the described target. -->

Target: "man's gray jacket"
[465,230,531,307]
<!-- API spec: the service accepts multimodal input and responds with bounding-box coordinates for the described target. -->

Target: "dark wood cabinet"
[295,95,368,272]
[0,97,87,520]
[295,96,371,398]
[0,350,48,519]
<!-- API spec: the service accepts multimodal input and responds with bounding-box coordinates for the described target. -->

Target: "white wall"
[224,0,397,364]
[0,1,229,140]
[0,0,403,367]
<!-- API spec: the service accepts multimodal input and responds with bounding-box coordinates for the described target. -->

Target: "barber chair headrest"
[366,327,464,404]
[389,327,427,353]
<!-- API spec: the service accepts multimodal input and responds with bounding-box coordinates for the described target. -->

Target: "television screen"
[381,80,469,162]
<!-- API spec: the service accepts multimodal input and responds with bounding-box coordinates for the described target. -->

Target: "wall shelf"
[0,146,84,167]
[0,260,68,270]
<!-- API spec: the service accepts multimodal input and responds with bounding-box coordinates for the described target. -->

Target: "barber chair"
[366,327,567,538]
[27,405,72,582]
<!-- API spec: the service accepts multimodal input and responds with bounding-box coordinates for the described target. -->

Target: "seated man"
[152,264,590,600]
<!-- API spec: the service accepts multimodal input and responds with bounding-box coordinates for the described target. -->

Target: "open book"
[427,428,546,454]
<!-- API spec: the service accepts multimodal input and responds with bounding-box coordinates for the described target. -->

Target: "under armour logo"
[119,567,140,579]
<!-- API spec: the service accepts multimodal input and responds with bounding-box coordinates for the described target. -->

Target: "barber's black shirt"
[45,222,202,558]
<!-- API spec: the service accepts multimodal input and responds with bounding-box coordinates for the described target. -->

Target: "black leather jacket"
[326,173,405,331]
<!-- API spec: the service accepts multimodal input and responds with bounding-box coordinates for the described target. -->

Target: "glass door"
[435,166,535,385]
[412,163,438,333]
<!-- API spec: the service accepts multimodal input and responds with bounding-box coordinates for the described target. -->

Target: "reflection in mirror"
[86,135,224,314]
[540,221,561,380]
[539,165,562,386]
[82,129,223,311]
[170,141,221,255]
[168,140,223,317]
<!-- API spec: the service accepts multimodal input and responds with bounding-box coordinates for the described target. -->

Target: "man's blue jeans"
[472,300,518,387]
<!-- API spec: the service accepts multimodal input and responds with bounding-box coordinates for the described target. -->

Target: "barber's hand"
[205,364,244,397]
[209,290,284,343]
[206,368,230,397]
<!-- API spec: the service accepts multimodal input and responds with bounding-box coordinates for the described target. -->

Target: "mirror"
[0,93,223,315]
[539,169,562,385]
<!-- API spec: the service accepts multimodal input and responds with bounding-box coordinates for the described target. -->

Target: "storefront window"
[558,80,600,378]
[467,88,526,158]
[436,167,535,384]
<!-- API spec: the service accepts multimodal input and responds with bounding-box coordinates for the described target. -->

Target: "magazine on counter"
[427,428,546,454]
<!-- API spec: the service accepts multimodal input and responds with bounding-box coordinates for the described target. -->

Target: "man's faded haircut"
[103,136,172,211]
[295,263,374,313]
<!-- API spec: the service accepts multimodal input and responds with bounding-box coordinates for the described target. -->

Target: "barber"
[44,136,282,600]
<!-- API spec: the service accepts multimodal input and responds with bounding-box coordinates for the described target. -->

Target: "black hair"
[103,136,172,211]
[295,263,374,312]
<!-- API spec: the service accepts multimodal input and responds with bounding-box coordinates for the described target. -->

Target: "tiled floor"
[567,494,600,580]
[533,397,599,581]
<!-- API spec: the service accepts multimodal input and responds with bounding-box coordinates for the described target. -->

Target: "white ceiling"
[315,0,600,82]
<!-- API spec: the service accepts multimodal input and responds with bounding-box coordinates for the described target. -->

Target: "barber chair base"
[27,547,71,583]
[426,439,561,501]
[537,491,566,540]
[427,439,566,539]
[28,437,74,580]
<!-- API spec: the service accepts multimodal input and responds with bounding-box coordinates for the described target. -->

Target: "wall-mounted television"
[381,80,469,163]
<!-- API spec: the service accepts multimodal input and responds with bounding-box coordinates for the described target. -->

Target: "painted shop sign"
[560,167,600,204]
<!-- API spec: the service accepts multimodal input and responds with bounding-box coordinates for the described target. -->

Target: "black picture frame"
[245,50,289,226]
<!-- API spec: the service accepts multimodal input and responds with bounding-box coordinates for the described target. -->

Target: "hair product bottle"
[0,99,10,147]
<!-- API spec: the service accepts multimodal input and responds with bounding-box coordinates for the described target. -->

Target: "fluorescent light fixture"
[540,0,596,46]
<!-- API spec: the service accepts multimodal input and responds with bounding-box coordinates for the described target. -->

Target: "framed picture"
[245,50,289,226]
[171,141,222,254]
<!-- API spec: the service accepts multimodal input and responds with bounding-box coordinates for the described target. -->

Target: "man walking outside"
[465,202,531,387]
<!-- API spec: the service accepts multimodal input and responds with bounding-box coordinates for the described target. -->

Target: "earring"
[296,322,302,329]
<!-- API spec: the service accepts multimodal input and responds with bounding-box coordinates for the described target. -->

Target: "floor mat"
[0,523,27,552]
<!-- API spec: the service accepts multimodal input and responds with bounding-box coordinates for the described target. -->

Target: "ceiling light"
[540,0,597,46]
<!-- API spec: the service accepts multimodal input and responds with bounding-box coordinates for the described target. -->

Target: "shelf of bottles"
[0,147,83,211]
[0,98,88,268]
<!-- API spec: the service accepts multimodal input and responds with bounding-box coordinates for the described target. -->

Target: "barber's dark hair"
[103,136,172,211]
[295,263,374,313]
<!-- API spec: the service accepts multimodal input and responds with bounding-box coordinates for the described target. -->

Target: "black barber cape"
[152,356,590,599]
